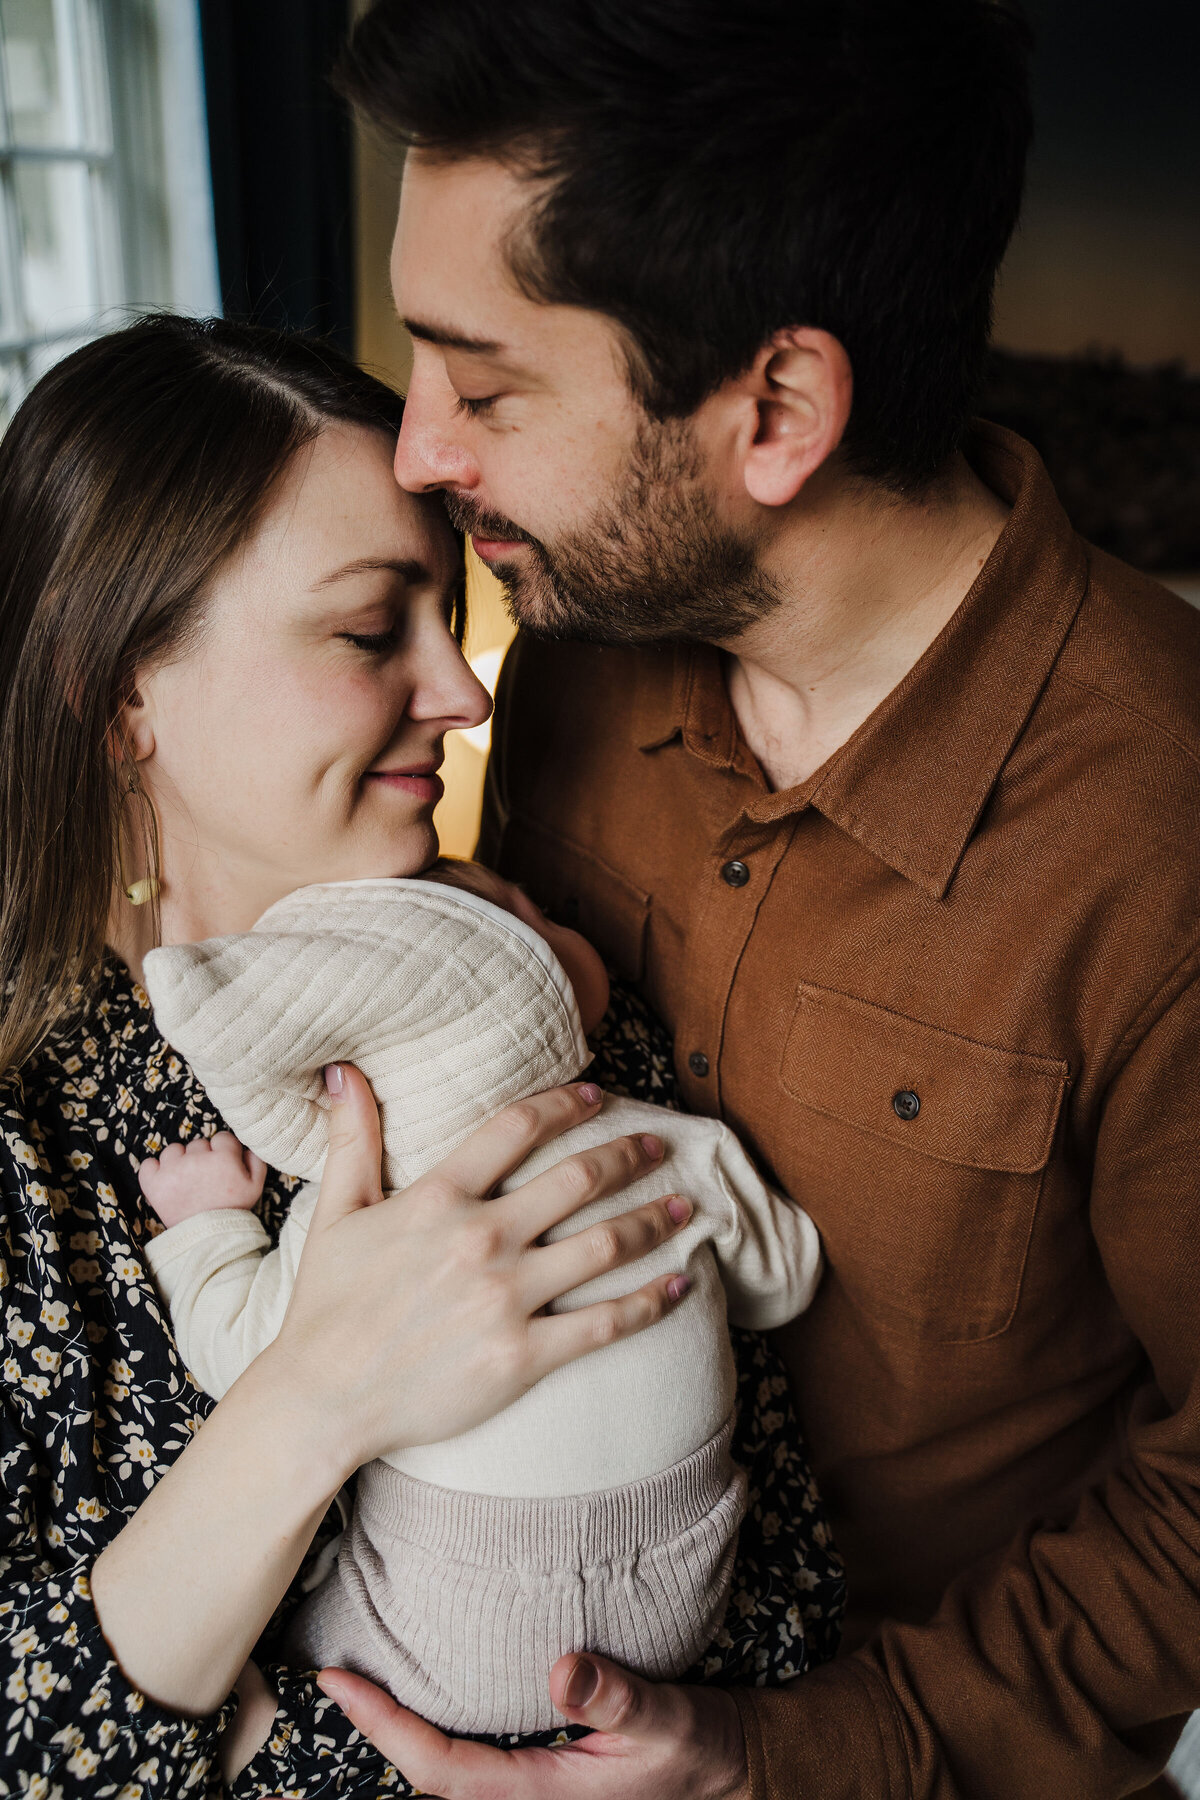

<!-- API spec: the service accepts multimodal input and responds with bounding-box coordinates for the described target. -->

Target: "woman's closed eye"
[340,626,399,655]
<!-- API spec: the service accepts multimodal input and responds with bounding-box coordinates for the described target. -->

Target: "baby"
[138,863,821,1736]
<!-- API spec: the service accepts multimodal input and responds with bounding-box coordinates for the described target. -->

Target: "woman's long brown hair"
[0,315,453,1073]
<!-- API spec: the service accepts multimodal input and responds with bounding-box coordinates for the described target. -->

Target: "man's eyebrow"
[404,316,504,355]
[312,556,444,592]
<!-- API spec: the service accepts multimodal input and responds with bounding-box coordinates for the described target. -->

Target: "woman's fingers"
[528,1271,692,1384]
[500,1131,669,1244]
[308,1062,384,1229]
[521,1193,692,1313]
[433,1082,605,1198]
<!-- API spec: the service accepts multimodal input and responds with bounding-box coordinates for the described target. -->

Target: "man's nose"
[394,370,478,494]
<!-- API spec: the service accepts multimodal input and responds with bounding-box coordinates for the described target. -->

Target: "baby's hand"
[138,1132,266,1229]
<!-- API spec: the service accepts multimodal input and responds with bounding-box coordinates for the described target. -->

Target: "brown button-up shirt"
[478,426,1200,1800]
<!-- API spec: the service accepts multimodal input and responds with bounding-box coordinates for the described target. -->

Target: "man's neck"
[723,453,1011,791]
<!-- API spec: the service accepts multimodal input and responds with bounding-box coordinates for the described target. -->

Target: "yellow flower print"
[39,1299,69,1332]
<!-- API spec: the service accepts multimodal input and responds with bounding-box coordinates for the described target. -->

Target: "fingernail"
[577,1083,602,1105]
[641,1134,663,1160]
[324,1064,345,1101]
[667,1274,692,1301]
[562,1657,599,1711]
[666,1196,691,1224]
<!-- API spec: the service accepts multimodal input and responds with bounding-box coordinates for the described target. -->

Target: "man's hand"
[317,1652,751,1800]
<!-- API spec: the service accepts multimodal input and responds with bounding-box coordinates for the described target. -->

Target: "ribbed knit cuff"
[732,1657,909,1800]
[359,1413,738,1567]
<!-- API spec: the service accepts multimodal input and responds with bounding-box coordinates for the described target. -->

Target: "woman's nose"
[410,645,493,731]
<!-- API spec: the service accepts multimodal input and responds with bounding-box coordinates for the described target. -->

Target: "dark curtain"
[198,0,355,350]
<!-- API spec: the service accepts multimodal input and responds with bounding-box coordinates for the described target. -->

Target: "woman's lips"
[365,765,444,804]
[470,533,527,562]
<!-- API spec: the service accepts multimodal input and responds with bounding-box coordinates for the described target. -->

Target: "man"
[319,2,1200,1795]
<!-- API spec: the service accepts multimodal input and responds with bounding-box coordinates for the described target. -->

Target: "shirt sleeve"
[144,1187,317,1400]
[0,1388,234,1797]
[733,956,1200,1799]
[707,1123,823,1331]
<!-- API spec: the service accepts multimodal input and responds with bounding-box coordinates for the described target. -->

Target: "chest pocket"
[497,812,650,984]
[779,983,1068,1343]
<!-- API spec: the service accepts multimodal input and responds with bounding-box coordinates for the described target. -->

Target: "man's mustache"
[441,491,540,551]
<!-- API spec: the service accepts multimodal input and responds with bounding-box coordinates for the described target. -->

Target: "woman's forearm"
[91,1346,347,1716]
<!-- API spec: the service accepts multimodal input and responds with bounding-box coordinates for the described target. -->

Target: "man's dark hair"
[340,0,1033,491]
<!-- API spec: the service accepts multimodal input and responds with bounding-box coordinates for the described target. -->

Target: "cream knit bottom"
[288,1415,745,1736]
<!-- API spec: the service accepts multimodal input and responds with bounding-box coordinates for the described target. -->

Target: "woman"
[0,317,841,1794]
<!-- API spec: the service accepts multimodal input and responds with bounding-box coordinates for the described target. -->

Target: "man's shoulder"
[1052,549,1200,770]
[494,634,667,761]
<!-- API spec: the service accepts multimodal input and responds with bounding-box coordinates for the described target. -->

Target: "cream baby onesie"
[142,878,821,1735]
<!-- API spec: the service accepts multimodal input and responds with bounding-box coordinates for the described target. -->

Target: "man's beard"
[442,413,782,646]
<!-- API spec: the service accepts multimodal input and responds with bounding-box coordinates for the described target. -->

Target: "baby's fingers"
[528,1272,692,1383]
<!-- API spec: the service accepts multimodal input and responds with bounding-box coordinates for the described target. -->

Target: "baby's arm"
[140,1135,319,1399]
[706,1122,823,1330]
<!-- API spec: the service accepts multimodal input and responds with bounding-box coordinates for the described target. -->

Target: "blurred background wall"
[0,0,1196,856]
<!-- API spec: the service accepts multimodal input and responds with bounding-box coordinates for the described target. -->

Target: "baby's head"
[423,858,610,1035]
[143,872,600,1191]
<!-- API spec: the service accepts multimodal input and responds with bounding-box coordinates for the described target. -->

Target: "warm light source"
[463,645,507,753]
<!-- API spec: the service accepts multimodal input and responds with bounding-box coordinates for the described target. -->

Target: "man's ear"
[736,328,853,508]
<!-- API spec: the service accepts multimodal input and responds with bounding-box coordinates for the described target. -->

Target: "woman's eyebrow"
[311,556,442,592]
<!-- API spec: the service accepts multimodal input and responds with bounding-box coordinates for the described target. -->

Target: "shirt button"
[720,859,751,887]
[892,1089,920,1122]
[688,1051,710,1078]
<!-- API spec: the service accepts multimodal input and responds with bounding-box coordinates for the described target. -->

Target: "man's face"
[391,152,779,644]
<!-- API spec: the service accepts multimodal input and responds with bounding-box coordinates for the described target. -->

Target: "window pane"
[1,0,71,147]
[25,325,84,379]
[0,351,26,425]
[13,155,96,330]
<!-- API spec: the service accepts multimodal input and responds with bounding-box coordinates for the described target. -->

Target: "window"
[0,0,219,424]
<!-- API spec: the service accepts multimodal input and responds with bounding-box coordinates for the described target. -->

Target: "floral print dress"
[0,960,843,1797]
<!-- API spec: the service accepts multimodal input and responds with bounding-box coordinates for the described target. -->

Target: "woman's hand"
[317,1654,751,1800]
[269,1065,693,1475]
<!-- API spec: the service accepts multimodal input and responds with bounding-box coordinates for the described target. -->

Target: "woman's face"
[131,424,491,940]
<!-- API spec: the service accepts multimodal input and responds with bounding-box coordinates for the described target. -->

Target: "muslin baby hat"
[141,878,591,1191]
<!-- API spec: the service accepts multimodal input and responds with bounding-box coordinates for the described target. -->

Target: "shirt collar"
[633,424,1089,899]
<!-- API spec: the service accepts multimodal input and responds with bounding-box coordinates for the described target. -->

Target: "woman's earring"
[116,769,161,907]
